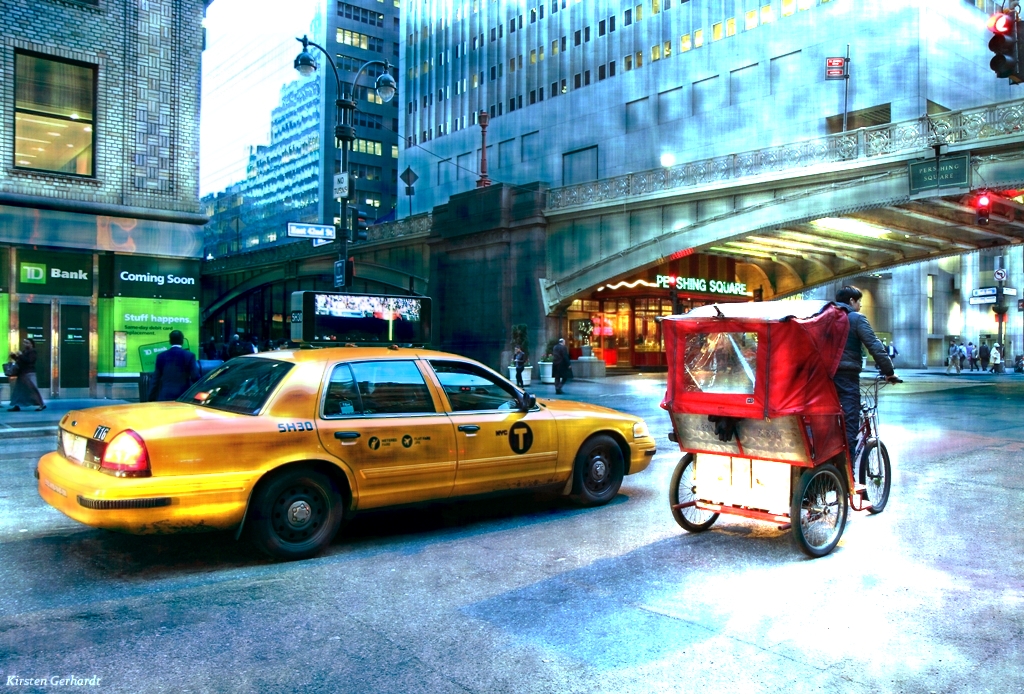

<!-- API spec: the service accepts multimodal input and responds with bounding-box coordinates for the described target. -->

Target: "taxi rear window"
[179,358,293,415]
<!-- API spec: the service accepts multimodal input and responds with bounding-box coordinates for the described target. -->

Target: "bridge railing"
[546,98,1024,212]
[366,212,432,243]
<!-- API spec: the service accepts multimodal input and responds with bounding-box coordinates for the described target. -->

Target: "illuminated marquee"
[655,275,749,296]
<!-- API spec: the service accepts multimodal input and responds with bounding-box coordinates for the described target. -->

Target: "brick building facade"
[1,0,209,399]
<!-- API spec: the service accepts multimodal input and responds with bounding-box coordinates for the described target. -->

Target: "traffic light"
[351,209,369,242]
[988,12,1022,83]
[975,192,992,225]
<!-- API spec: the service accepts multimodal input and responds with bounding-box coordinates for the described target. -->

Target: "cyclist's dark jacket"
[835,302,894,376]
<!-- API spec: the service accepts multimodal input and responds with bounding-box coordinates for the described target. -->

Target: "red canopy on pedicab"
[660,300,849,419]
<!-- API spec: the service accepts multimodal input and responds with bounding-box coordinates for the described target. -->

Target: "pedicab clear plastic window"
[684,332,758,394]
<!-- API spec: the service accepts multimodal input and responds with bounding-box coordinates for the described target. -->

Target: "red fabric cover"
[661,301,849,419]
[803,414,847,465]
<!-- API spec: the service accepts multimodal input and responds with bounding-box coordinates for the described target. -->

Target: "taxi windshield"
[179,358,293,415]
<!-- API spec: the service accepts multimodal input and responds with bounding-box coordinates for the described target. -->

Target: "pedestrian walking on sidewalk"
[946,341,961,374]
[6,338,46,412]
[966,342,977,371]
[149,330,200,401]
[991,343,1003,373]
[552,338,570,394]
[980,340,991,371]
[513,345,526,387]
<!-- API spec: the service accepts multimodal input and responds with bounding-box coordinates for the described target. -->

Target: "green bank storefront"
[2,247,200,399]
[0,202,203,400]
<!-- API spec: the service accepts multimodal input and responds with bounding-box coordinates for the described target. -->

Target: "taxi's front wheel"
[570,435,624,507]
[248,468,344,561]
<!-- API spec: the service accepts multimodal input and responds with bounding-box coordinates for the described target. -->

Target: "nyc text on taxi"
[37,348,656,560]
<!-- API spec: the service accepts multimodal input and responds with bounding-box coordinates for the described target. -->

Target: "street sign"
[333,173,349,200]
[400,167,419,186]
[908,155,970,195]
[313,238,333,248]
[287,223,336,240]
[825,57,847,80]
[970,296,998,305]
[994,268,1008,281]
[334,260,346,288]
[972,287,998,297]
[1004,287,1017,296]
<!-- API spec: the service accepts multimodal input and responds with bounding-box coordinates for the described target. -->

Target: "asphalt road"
[0,374,1021,693]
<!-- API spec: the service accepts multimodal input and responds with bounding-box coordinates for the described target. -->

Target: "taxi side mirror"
[518,391,536,411]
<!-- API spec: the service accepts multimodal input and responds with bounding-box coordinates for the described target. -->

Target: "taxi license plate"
[65,433,87,463]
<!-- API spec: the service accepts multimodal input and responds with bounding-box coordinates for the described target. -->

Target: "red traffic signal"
[989,12,1015,34]
[975,192,993,226]
[989,13,1022,81]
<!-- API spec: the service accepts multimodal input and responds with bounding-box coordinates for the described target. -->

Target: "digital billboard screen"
[293,292,430,345]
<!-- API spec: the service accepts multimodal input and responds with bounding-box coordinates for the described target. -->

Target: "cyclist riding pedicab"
[833,286,900,473]
[662,291,900,558]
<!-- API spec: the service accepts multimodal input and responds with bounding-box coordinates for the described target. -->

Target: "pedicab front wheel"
[669,453,719,532]
[791,462,847,558]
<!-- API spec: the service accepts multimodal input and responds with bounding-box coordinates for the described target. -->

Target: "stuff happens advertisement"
[98,256,201,373]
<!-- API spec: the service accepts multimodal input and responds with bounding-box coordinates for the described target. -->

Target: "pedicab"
[661,300,894,557]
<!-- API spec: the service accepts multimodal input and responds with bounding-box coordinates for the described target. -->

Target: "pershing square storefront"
[562,255,754,369]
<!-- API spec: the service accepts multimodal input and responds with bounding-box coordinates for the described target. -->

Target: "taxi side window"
[429,360,519,412]
[323,364,362,416]
[349,360,435,415]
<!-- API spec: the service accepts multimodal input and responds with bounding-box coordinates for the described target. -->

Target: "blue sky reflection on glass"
[200,0,319,196]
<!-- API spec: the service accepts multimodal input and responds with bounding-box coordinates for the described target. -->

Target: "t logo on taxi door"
[509,422,533,454]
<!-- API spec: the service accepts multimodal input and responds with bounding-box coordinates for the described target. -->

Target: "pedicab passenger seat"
[660,300,851,467]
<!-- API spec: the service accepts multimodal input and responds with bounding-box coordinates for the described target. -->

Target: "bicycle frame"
[847,376,889,510]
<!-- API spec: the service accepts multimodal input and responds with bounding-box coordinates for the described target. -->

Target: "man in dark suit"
[150,330,200,401]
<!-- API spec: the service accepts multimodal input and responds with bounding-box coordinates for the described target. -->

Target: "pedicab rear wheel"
[669,453,719,532]
[791,463,847,558]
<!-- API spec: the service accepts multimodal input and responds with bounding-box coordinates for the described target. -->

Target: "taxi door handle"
[458,425,480,433]
[335,431,361,440]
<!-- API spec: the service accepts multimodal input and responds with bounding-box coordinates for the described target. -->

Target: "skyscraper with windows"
[399,0,1008,217]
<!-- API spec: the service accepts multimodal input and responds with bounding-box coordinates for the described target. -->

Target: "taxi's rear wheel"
[570,435,624,507]
[249,468,344,561]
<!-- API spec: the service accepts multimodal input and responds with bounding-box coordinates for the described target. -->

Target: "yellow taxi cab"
[37,347,656,560]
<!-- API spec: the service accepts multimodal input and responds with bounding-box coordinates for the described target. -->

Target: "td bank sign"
[20,263,89,283]
[16,250,93,296]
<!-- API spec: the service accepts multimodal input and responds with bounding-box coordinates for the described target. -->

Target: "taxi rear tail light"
[100,430,151,477]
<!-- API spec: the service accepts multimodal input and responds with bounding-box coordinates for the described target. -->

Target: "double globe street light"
[294,35,396,286]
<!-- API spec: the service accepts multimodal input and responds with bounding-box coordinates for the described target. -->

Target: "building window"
[652,0,660,14]
[530,89,537,104]
[652,44,661,61]
[599,19,606,35]
[574,29,581,46]
[561,36,567,52]
[551,81,558,96]
[624,8,632,25]
[599,64,606,80]
[584,70,591,85]
[726,18,737,36]
[337,29,383,52]
[561,78,567,93]
[530,7,537,22]
[664,40,672,57]
[694,29,704,47]
[14,52,96,176]
[530,49,537,64]
[636,51,643,67]
[338,3,384,27]
[761,4,776,22]
[353,138,383,156]
[539,46,545,60]
[782,0,797,16]
[539,87,544,100]
[745,10,758,29]
[624,54,633,71]
[635,4,643,21]
[574,73,581,88]
[681,34,692,51]
[585,26,591,41]
[609,60,616,76]
[610,15,616,31]
[712,22,723,41]
[509,58,516,73]
[552,38,559,55]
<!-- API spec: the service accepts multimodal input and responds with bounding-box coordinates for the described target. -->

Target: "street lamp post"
[294,35,396,288]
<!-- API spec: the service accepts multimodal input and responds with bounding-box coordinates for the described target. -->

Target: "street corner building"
[1,0,210,400]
